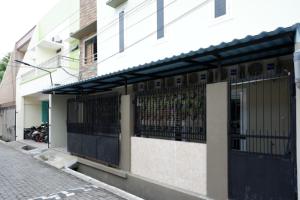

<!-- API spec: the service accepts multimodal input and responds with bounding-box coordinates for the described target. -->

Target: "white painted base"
[131,137,207,195]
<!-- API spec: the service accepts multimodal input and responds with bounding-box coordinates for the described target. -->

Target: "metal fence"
[134,84,206,143]
[229,74,292,156]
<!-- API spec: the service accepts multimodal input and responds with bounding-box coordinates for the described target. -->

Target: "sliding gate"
[67,94,121,166]
[229,74,297,200]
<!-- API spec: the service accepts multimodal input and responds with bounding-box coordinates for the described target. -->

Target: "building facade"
[22,0,300,200]
[0,27,35,142]
[15,0,80,142]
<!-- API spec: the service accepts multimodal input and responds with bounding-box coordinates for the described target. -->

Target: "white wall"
[131,137,207,195]
[23,97,42,128]
[16,94,49,140]
[97,0,300,76]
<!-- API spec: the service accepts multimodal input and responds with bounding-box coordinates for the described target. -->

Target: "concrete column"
[50,95,73,148]
[15,96,24,141]
[206,82,228,200]
[120,95,133,171]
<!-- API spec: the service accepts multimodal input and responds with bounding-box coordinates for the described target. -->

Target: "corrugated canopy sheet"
[43,23,299,95]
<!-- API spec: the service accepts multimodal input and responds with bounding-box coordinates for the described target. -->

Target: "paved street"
[0,143,126,200]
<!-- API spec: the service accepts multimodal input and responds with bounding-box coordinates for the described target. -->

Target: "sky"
[0,0,61,58]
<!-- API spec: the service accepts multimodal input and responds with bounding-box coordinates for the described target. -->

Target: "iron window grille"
[67,94,121,136]
[134,83,206,143]
[229,73,293,156]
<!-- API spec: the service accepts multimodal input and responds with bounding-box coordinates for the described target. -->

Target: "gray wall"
[0,106,16,142]
[206,82,228,200]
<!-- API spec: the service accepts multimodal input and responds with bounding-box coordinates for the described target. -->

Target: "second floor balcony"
[20,55,80,84]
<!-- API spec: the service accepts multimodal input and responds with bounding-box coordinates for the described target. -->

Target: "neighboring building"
[41,0,300,200]
[71,0,97,80]
[0,27,35,142]
[15,0,80,143]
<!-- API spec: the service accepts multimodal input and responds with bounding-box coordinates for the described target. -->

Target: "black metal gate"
[67,94,120,166]
[229,74,297,200]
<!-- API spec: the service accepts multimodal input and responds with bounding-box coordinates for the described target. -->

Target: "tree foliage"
[0,53,10,82]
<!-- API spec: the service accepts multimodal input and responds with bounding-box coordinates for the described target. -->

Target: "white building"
[31,0,300,199]
[15,0,80,143]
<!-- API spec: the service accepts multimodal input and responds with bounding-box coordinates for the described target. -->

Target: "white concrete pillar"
[294,27,300,199]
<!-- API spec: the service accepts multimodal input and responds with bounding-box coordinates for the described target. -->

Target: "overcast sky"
[0,0,61,57]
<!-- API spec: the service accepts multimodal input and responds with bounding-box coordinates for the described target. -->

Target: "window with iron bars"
[134,84,206,143]
[229,73,292,156]
[67,94,121,135]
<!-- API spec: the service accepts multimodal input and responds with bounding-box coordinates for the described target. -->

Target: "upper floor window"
[157,0,164,39]
[215,0,226,18]
[119,11,125,53]
[84,35,97,65]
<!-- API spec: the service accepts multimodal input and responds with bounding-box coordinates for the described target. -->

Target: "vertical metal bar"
[145,91,148,137]
[167,89,170,139]
[262,73,265,154]
[151,91,154,137]
[155,90,158,137]
[241,75,244,151]
[248,77,251,153]
[270,76,273,155]
[288,75,291,156]
[255,76,258,153]
[235,76,238,150]
[124,78,128,95]
[278,78,281,154]
[151,91,154,138]
[153,91,159,138]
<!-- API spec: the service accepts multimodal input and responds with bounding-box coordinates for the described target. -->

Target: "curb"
[63,168,143,200]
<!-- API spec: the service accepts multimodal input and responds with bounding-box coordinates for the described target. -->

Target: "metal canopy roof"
[43,23,299,95]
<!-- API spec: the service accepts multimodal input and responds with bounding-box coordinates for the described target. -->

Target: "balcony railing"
[83,53,98,65]
[20,55,79,83]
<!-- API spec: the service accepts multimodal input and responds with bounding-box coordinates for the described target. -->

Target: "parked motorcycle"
[23,123,49,143]
[24,126,36,139]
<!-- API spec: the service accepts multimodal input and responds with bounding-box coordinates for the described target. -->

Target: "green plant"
[0,53,10,82]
